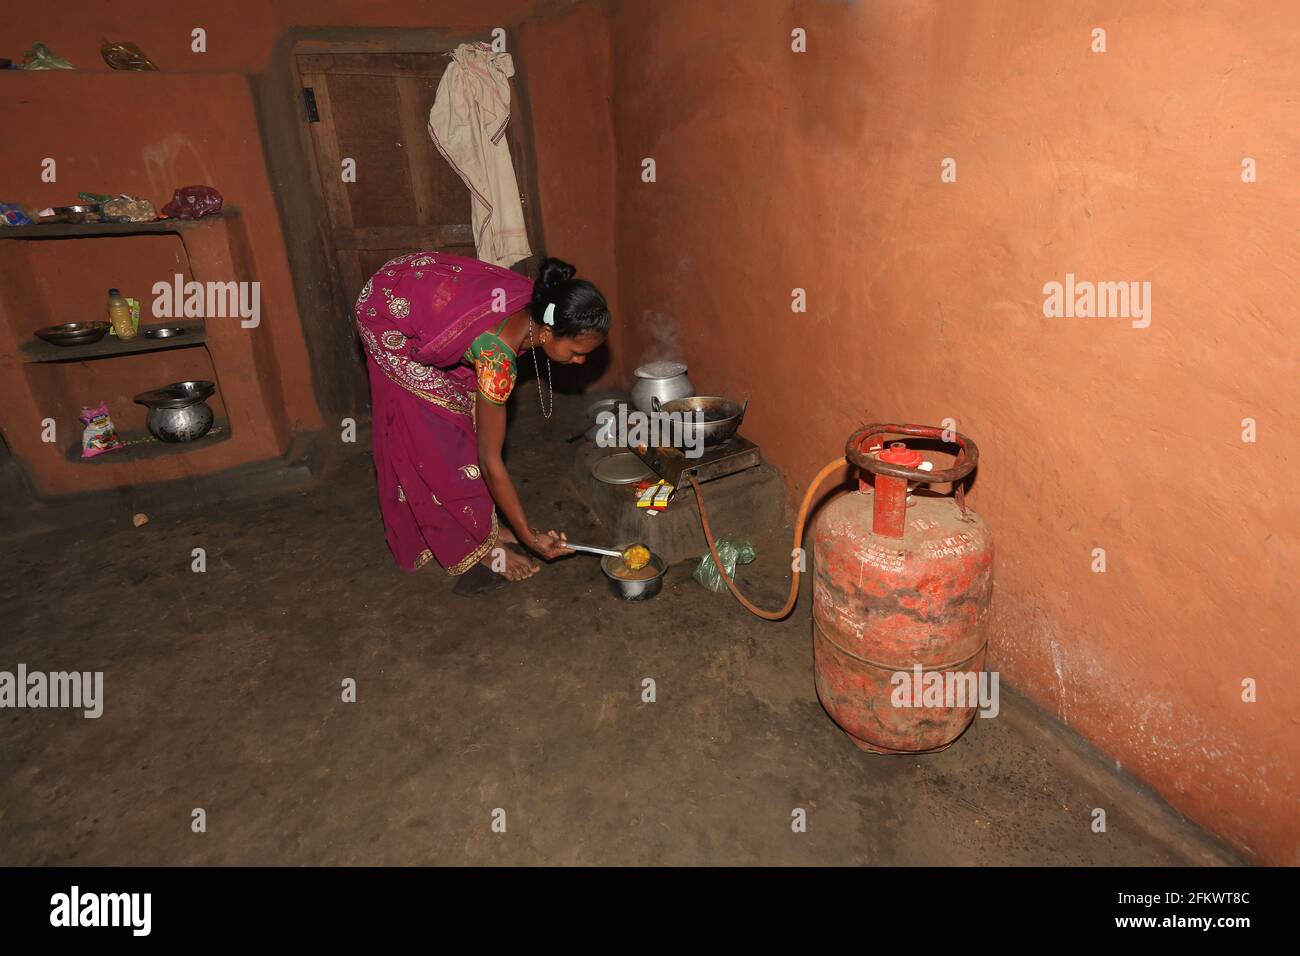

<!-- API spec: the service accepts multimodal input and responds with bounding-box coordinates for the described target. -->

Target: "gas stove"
[632,435,762,487]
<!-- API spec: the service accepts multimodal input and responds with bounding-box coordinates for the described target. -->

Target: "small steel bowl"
[601,548,667,602]
[143,327,186,339]
[46,204,102,224]
[34,321,112,346]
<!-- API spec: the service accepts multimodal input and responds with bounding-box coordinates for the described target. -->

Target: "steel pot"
[651,395,748,447]
[134,380,216,442]
[631,361,693,414]
[601,549,667,601]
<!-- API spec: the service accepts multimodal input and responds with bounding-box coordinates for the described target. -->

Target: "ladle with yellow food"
[564,541,654,577]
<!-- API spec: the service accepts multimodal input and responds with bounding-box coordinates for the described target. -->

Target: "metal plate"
[591,451,654,485]
[34,321,111,346]
[134,379,216,409]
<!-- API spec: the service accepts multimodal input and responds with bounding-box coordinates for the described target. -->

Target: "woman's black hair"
[529,256,611,338]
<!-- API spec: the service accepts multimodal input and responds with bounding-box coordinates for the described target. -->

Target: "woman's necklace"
[526,318,554,420]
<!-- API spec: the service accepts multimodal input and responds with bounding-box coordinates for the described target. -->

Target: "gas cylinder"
[812,424,993,753]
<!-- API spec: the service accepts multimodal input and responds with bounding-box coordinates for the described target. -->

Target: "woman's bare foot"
[501,548,539,580]
[481,530,538,581]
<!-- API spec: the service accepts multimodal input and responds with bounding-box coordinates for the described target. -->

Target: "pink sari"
[355,252,533,573]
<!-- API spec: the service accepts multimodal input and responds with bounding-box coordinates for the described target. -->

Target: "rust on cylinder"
[813,425,993,754]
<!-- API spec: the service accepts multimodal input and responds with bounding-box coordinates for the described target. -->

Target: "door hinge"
[301,88,320,123]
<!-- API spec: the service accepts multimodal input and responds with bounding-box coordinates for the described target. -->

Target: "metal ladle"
[564,542,652,571]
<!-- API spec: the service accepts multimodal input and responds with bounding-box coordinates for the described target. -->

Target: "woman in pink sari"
[355,254,609,591]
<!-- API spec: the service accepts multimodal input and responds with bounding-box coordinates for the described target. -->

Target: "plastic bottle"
[107,288,135,340]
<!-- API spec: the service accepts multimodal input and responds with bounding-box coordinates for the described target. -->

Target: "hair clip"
[543,302,557,326]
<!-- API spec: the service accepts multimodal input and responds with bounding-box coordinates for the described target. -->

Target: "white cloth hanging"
[428,41,533,267]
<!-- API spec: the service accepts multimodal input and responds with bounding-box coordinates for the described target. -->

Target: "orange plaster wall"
[516,3,623,385]
[604,0,1300,864]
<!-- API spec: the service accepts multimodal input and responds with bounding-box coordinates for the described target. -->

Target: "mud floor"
[0,387,1236,865]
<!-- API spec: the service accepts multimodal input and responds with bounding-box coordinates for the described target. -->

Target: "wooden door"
[296,46,542,393]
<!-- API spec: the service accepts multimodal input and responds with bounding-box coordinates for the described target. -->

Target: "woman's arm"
[475,393,568,559]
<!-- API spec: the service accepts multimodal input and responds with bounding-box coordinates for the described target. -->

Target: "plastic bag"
[0,204,34,226]
[693,536,757,593]
[79,402,125,458]
[162,185,223,220]
[102,196,157,222]
[21,43,74,70]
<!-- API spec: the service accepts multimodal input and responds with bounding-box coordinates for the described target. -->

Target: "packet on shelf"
[79,402,125,458]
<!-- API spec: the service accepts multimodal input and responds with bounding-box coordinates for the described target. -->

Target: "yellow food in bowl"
[610,560,659,581]
[623,545,651,571]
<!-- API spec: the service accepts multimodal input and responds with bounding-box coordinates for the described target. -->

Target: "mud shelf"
[21,320,207,364]
[0,210,240,241]
[65,418,232,464]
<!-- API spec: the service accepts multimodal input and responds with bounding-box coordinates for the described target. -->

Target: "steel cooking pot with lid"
[630,361,693,413]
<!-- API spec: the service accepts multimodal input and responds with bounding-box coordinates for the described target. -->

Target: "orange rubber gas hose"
[686,456,847,620]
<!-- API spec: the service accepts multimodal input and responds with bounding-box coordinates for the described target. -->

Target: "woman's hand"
[529,529,572,560]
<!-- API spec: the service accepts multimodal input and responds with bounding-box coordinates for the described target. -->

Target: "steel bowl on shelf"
[42,204,103,224]
[33,321,112,347]
[143,326,187,339]
[134,380,217,442]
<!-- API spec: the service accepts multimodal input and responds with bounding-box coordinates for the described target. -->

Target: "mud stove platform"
[570,434,786,566]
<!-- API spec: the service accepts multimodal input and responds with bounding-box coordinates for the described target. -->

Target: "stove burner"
[632,435,761,487]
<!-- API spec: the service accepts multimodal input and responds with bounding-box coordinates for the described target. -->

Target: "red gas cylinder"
[812,424,993,753]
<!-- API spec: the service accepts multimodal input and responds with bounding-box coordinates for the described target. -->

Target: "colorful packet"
[79,402,125,458]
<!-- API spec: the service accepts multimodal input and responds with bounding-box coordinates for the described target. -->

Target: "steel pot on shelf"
[134,380,216,442]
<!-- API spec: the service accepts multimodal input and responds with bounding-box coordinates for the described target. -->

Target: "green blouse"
[463,320,518,405]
